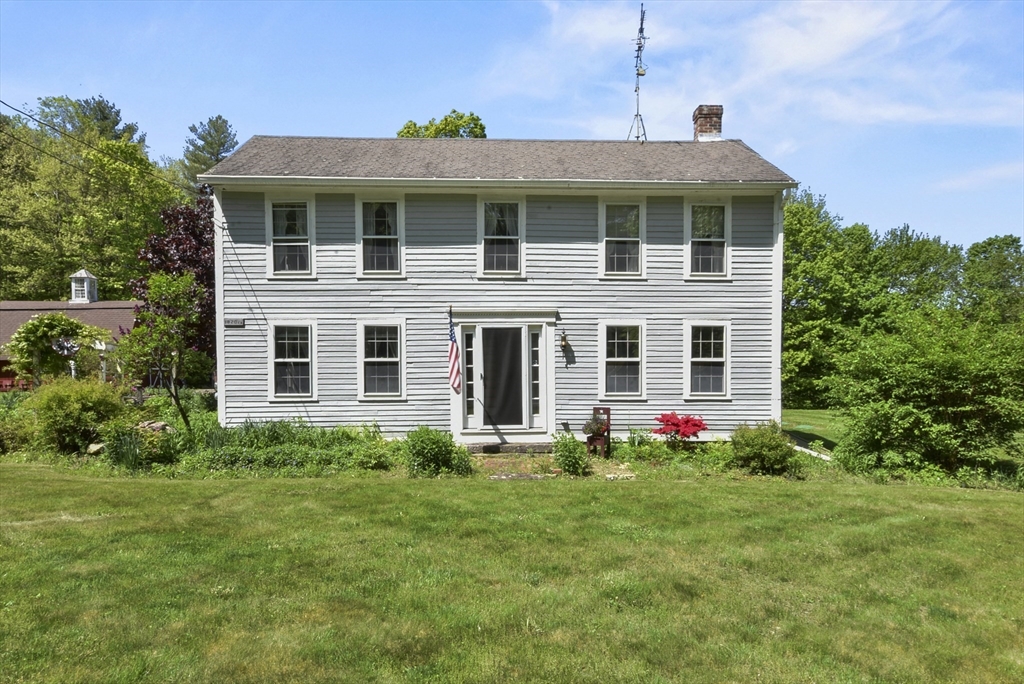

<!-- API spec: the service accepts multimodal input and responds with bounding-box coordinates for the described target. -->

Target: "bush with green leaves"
[552,431,589,476]
[673,439,736,473]
[405,425,472,477]
[827,308,1024,472]
[3,312,108,386]
[731,421,801,476]
[0,392,34,454]
[24,378,125,453]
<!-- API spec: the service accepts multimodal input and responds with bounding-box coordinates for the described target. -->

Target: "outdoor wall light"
[560,331,569,350]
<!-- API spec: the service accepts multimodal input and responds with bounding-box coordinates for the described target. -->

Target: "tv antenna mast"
[627,3,648,142]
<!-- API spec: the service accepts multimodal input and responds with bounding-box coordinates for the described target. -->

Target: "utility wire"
[0,127,94,176]
[0,98,198,196]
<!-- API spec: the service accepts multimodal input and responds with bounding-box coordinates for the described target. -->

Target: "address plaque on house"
[224,318,246,328]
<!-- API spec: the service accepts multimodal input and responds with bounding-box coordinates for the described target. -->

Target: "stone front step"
[465,442,552,455]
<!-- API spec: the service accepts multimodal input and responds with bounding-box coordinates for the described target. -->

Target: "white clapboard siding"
[218,190,779,437]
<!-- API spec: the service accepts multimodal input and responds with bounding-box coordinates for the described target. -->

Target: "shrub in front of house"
[24,378,125,454]
[405,425,472,477]
[0,391,34,455]
[731,421,802,476]
[552,431,589,476]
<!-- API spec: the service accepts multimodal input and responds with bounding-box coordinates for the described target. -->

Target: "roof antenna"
[627,3,648,142]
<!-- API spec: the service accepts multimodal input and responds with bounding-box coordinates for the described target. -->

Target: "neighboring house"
[0,270,139,389]
[200,105,796,443]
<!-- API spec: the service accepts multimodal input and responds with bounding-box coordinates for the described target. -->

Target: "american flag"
[448,308,462,393]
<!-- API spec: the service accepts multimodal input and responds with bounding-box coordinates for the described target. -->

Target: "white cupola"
[69,269,98,303]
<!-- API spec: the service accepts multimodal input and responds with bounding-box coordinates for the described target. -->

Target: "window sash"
[274,326,311,396]
[606,205,640,238]
[363,202,398,236]
[363,238,399,272]
[272,203,308,237]
[605,325,641,395]
[273,243,310,272]
[271,202,310,273]
[362,325,401,396]
[483,238,520,272]
[484,203,519,237]
[690,325,726,395]
[691,205,725,240]
[606,239,640,273]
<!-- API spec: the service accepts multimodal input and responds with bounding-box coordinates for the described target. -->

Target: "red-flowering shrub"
[653,413,707,443]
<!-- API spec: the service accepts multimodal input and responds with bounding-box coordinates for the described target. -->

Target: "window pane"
[364,361,400,394]
[692,205,725,239]
[275,361,310,395]
[606,205,640,238]
[364,326,399,359]
[363,202,397,236]
[607,326,640,359]
[484,238,519,272]
[485,203,519,237]
[273,203,308,237]
[273,244,309,272]
[464,332,475,415]
[530,331,540,416]
[275,327,309,360]
[606,240,640,273]
[606,361,640,394]
[692,241,725,274]
[363,238,398,271]
[692,326,724,360]
[691,362,724,394]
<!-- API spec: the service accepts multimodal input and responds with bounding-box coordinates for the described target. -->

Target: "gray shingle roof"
[0,301,140,359]
[202,137,794,185]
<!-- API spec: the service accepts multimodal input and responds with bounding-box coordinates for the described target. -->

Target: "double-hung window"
[359,321,405,399]
[270,201,311,274]
[600,322,644,398]
[360,201,402,275]
[686,322,730,398]
[272,324,313,397]
[686,200,731,277]
[601,202,644,276]
[481,201,522,274]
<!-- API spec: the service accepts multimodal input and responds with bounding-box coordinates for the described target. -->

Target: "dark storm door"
[482,327,523,428]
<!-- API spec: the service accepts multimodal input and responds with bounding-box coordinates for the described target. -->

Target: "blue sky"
[1,0,1021,248]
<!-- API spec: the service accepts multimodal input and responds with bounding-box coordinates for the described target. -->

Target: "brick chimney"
[693,105,723,141]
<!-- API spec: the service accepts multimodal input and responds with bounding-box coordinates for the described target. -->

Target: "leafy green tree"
[872,224,963,309]
[2,312,108,387]
[182,115,238,183]
[961,235,1024,324]
[827,307,1024,472]
[782,190,879,407]
[0,97,184,301]
[116,273,209,431]
[397,110,486,138]
[36,95,144,144]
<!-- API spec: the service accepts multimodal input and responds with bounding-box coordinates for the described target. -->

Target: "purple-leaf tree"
[131,184,216,361]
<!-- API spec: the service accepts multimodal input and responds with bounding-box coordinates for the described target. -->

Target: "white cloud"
[936,162,1024,191]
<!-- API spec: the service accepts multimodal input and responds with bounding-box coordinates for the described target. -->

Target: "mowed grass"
[782,408,844,450]
[1,464,1021,683]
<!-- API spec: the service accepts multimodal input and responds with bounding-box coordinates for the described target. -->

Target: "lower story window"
[362,323,402,397]
[690,325,726,395]
[274,325,311,396]
[605,324,641,395]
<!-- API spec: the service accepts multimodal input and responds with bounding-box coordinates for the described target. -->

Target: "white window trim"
[477,197,526,278]
[267,319,317,402]
[265,196,316,279]
[598,199,646,278]
[597,319,647,401]
[684,197,732,279]
[355,196,405,278]
[357,318,407,401]
[683,319,732,401]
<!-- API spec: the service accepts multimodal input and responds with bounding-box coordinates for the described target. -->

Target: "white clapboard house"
[201,106,796,443]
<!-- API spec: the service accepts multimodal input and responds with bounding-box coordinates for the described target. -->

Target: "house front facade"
[202,106,796,443]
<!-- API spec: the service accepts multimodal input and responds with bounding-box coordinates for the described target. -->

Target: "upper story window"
[481,202,521,274]
[360,201,402,275]
[600,201,645,277]
[270,201,311,274]
[686,200,731,278]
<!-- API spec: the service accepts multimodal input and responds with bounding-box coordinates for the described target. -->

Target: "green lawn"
[1,463,1021,683]
[782,408,844,450]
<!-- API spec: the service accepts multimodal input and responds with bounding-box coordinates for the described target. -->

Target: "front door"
[482,327,523,428]
[461,324,546,433]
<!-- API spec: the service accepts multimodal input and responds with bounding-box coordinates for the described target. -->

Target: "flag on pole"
[448,308,462,393]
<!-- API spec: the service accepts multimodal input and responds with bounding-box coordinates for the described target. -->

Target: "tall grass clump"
[552,431,589,476]
[405,425,471,477]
